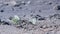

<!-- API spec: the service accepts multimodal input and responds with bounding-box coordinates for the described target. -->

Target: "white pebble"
[29,18,37,24]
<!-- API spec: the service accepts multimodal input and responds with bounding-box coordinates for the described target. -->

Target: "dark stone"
[54,25,58,29]
[54,14,60,19]
[3,4,9,6]
[50,26,52,28]
[22,20,26,22]
[48,2,52,5]
[5,4,9,5]
[4,4,9,6]
[35,16,38,19]
[19,25,23,28]
[12,8,14,11]
[24,27,27,29]
[53,14,59,17]
[40,25,49,29]
[58,18,60,19]
[39,10,41,12]
[0,19,2,24]
[16,25,23,28]
[30,14,33,17]
[49,16,53,19]
[23,15,26,17]
[35,15,41,19]
[2,21,10,25]
[22,3,26,5]
[40,26,43,28]
[0,10,4,12]
[29,22,33,24]
[36,15,41,17]
[9,17,13,20]
[0,19,1,22]
[19,7,22,9]
[3,22,10,25]
[56,5,60,10]
[38,17,45,20]
[49,14,60,19]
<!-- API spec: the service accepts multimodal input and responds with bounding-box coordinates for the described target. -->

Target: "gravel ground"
[0,0,60,34]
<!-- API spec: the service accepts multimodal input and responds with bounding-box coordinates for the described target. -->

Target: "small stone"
[54,25,58,29]
[29,18,37,25]
[49,14,60,19]
[19,7,22,9]
[9,17,13,20]
[39,10,41,12]
[1,21,10,25]
[40,26,43,28]
[47,1,52,5]
[6,4,9,5]
[0,19,1,22]
[4,4,9,6]
[36,15,41,17]
[35,15,41,19]
[57,6,60,10]
[3,22,10,25]
[38,17,45,20]
[17,25,23,28]
[22,2,26,5]
[30,14,33,17]
[0,10,4,12]
[48,2,52,5]
[23,15,26,17]
[58,18,60,19]
[0,19,2,25]
[55,5,60,10]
